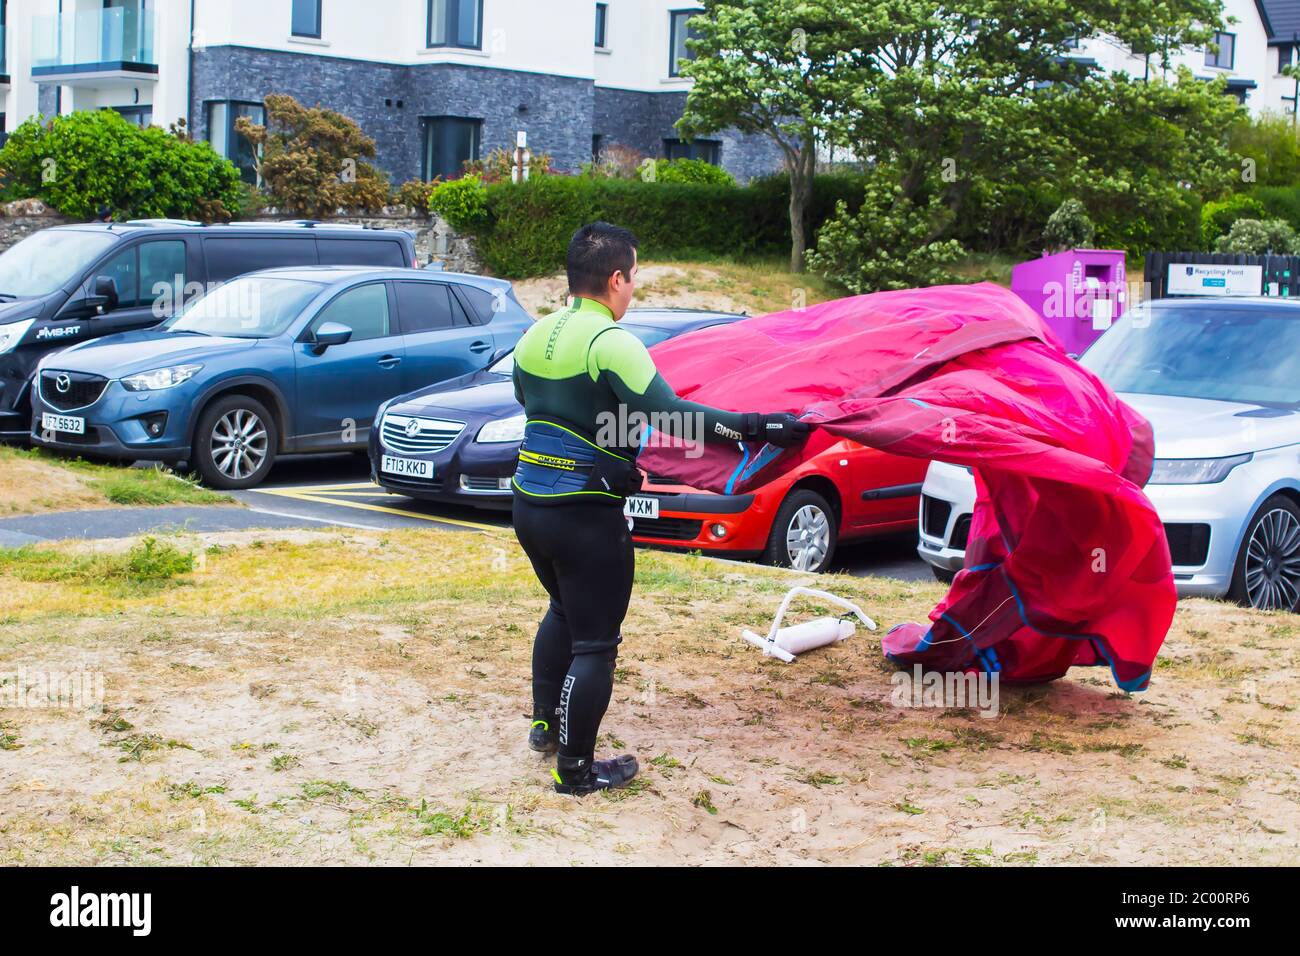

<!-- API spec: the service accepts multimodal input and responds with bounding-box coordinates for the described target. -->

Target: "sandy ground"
[1,527,1297,866]
[0,454,108,516]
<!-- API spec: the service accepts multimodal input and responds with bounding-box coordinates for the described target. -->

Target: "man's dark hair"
[567,222,638,297]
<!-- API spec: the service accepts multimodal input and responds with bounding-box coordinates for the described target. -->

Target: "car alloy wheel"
[785,503,830,572]
[211,408,268,481]
[1243,506,1300,611]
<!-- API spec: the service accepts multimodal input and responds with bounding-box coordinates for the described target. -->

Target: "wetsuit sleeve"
[512,361,525,408]
[587,326,752,443]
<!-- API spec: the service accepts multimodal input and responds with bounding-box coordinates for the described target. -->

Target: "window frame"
[663,137,721,165]
[305,281,395,344]
[668,8,703,78]
[291,0,322,39]
[420,115,483,181]
[205,99,265,185]
[427,0,484,50]
[595,2,609,49]
[1205,30,1235,71]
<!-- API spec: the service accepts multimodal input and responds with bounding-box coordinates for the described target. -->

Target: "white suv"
[916,297,1300,612]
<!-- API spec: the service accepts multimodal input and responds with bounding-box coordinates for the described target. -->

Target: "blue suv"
[30,266,531,488]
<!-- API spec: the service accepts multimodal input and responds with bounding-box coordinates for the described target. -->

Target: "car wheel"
[1229,494,1300,612]
[193,395,278,490]
[932,565,956,584]
[762,488,838,573]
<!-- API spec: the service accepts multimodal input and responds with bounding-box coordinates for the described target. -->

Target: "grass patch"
[0,536,194,591]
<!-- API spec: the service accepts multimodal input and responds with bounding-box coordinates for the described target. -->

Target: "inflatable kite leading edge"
[636,282,1175,692]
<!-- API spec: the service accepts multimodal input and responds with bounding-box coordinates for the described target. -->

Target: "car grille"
[380,414,464,455]
[1164,523,1211,567]
[460,475,511,493]
[40,370,108,411]
[921,494,952,538]
[631,516,703,541]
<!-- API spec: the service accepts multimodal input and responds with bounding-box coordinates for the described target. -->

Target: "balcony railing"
[32,6,157,77]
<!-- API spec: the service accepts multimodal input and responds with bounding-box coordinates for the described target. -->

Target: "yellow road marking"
[251,486,508,534]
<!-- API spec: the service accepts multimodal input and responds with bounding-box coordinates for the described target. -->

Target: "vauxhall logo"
[404,419,422,438]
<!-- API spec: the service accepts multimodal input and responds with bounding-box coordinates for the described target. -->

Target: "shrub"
[450,171,868,279]
[235,93,390,217]
[0,110,240,221]
[806,177,967,292]
[651,157,736,186]
[1213,218,1300,255]
[1228,111,1300,187]
[1042,199,1096,252]
[585,143,649,179]
[392,177,439,212]
[429,174,489,231]
[1200,193,1268,248]
[461,147,555,184]
[1251,185,1300,232]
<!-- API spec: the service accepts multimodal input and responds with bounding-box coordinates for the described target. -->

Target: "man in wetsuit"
[511,221,809,795]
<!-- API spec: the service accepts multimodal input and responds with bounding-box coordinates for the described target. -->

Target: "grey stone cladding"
[190,45,781,182]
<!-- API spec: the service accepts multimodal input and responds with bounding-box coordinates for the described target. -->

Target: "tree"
[236,94,390,217]
[680,0,1225,271]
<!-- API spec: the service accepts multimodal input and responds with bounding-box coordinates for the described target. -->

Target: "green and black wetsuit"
[510,297,751,769]
[511,296,751,505]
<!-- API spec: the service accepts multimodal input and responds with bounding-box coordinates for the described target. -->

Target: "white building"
[0,1,783,182]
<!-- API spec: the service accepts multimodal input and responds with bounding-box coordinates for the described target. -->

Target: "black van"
[0,220,418,440]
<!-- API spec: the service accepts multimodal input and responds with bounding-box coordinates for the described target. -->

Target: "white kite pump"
[741,586,877,663]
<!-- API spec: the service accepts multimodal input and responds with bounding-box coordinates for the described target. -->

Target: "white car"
[917,296,1300,612]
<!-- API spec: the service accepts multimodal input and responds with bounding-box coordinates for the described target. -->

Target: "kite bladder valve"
[741,586,877,663]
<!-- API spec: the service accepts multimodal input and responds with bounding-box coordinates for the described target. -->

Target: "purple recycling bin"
[1011,249,1127,356]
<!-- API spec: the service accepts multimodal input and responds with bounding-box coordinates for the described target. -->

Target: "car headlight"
[0,319,36,355]
[120,364,203,392]
[1148,453,1252,485]
[476,414,526,443]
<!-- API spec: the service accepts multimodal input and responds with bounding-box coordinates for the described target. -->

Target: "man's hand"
[758,412,810,448]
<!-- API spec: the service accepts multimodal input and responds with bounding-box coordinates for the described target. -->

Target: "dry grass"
[0,447,232,516]
[514,259,848,319]
[0,526,1297,865]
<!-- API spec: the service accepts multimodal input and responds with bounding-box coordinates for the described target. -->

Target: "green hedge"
[1251,185,1300,233]
[468,173,867,278]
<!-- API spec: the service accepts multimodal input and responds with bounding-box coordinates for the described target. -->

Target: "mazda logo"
[404,419,422,438]
[55,374,71,394]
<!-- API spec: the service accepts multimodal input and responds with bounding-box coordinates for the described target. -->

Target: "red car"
[628,428,926,572]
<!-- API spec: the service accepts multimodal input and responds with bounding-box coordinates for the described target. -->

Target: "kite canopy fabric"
[637,282,1174,691]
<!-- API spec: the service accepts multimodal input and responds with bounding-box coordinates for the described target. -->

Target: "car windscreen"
[1081,304,1300,408]
[164,276,325,338]
[0,230,119,298]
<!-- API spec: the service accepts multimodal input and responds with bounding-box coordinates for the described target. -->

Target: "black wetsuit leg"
[512,496,633,759]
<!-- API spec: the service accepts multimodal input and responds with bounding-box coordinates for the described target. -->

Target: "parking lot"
[236,452,933,581]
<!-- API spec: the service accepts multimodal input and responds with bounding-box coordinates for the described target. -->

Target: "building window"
[1280,45,1294,73]
[1205,31,1235,70]
[111,105,153,128]
[595,2,608,48]
[664,138,720,165]
[422,116,482,180]
[669,9,703,77]
[592,134,603,163]
[291,0,322,38]
[207,100,265,184]
[428,0,482,49]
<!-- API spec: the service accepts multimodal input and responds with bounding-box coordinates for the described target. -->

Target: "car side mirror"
[86,275,119,315]
[489,347,511,365]
[311,321,353,354]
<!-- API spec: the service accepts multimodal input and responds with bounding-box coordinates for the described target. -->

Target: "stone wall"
[0,200,78,254]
